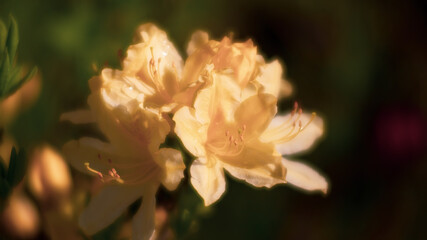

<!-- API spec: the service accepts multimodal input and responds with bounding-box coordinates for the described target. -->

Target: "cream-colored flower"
[260,102,328,193]
[183,31,292,99]
[62,43,185,239]
[120,23,201,111]
[174,73,327,206]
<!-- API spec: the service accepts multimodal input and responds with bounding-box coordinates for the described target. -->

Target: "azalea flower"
[119,23,201,112]
[183,31,292,99]
[173,72,327,206]
[61,25,186,240]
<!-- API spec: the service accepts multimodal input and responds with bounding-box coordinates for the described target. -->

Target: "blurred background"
[0,0,426,239]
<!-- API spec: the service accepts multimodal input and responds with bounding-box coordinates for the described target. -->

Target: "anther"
[294,101,299,110]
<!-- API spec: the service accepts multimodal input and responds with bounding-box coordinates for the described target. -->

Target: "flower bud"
[29,145,72,206]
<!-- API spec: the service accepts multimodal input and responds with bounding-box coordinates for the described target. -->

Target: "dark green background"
[1,0,426,239]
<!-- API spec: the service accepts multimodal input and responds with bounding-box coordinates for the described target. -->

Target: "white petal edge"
[60,109,95,124]
[132,184,158,240]
[79,184,146,235]
[282,158,328,194]
[190,158,226,206]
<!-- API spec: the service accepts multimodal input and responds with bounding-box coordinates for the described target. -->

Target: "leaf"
[19,66,37,85]
[6,147,27,187]
[5,15,18,64]
[6,66,37,97]
[0,20,7,59]
[0,49,10,96]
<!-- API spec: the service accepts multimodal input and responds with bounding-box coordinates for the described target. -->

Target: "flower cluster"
[62,24,328,240]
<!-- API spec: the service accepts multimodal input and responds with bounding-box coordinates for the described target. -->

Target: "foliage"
[0,15,37,100]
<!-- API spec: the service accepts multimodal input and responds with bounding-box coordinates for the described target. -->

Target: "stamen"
[276,112,317,142]
[84,162,123,183]
[294,101,298,110]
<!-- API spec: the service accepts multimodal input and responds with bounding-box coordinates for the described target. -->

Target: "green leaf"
[0,20,7,58]
[6,147,27,187]
[18,66,37,87]
[5,15,18,64]
[5,66,37,98]
[0,49,10,93]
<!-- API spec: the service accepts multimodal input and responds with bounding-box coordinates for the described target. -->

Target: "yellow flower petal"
[223,160,286,188]
[256,60,283,98]
[173,107,206,157]
[190,157,226,206]
[132,184,158,240]
[62,138,161,184]
[182,41,218,88]
[154,148,185,191]
[79,184,146,235]
[186,30,209,56]
[234,93,277,138]
[62,138,116,174]
[282,158,328,194]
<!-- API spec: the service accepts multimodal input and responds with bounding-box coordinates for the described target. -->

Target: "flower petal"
[220,139,286,188]
[234,93,277,138]
[182,40,218,88]
[256,60,283,98]
[190,157,226,206]
[282,158,328,194]
[62,138,160,184]
[223,161,286,188]
[79,184,145,235]
[154,148,185,191]
[132,184,158,240]
[60,109,95,124]
[261,113,324,155]
[173,107,205,157]
[62,138,115,174]
[186,31,209,56]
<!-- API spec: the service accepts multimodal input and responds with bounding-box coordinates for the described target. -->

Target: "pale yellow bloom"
[120,23,200,111]
[174,72,327,206]
[183,31,292,99]
[61,26,186,238]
